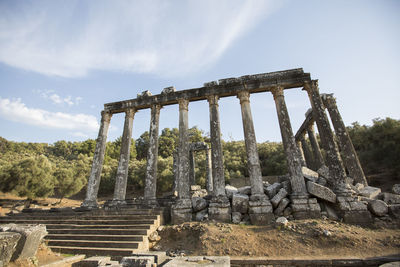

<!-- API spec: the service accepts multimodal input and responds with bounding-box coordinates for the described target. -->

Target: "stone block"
[274,198,290,216]
[317,165,330,179]
[194,209,208,221]
[0,232,21,266]
[324,203,339,220]
[231,212,242,224]
[131,252,167,265]
[0,224,47,261]
[73,256,111,267]
[191,197,208,212]
[276,217,288,226]
[281,180,292,194]
[368,200,388,217]
[388,204,400,218]
[302,166,319,181]
[192,189,208,198]
[317,177,327,186]
[271,188,288,208]
[383,192,400,204]
[359,186,381,199]
[232,193,249,214]
[163,256,230,267]
[121,256,154,267]
[283,207,292,217]
[349,201,368,211]
[225,185,238,199]
[307,181,336,203]
[354,183,365,193]
[392,184,400,194]
[208,200,231,223]
[171,199,192,225]
[161,86,176,94]
[190,185,201,191]
[237,186,251,195]
[343,210,372,224]
[248,198,274,225]
[265,183,282,199]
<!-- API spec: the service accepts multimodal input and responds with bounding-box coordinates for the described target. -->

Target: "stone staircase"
[0,208,163,257]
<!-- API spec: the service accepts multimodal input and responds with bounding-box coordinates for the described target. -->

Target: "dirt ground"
[155,219,400,259]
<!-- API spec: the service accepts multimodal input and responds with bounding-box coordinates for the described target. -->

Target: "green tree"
[136,131,150,160]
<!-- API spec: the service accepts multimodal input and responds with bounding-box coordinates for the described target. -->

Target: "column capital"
[303,79,319,93]
[101,110,112,123]
[237,91,250,104]
[178,99,189,111]
[207,95,219,106]
[321,93,337,109]
[151,104,162,113]
[270,86,284,100]
[125,108,136,118]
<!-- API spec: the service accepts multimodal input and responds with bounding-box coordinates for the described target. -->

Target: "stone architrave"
[270,86,307,197]
[237,91,264,197]
[300,135,314,169]
[303,81,348,193]
[207,95,226,197]
[144,104,161,202]
[321,94,368,186]
[82,111,112,208]
[307,123,325,170]
[205,148,213,193]
[111,108,136,205]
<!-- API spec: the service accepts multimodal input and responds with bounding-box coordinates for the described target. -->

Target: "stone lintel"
[104,69,311,113]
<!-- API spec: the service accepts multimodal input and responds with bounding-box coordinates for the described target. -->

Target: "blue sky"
[0,0,399,144]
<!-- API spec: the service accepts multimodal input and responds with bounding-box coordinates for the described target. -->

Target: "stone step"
[45,224,151,230]
[0,215,159,220]
[47,228,149,235]
[49,246,140,256]
[47,239,141,249]
[0,219,156,225]
[46,234,144,242]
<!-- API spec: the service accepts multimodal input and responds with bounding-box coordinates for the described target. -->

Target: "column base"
[103,199,127,209]
[334,194,372,224]
[171,199,192,225]
[208,195,231,223]
[290,194,321,220]
[248,194,274,225]
[143,198,160,208]
[80,199,99,209]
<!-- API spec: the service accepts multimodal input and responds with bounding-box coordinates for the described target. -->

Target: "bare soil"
[156,220,400,259]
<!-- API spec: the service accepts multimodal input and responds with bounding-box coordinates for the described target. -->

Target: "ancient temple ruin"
[82,68,373,225]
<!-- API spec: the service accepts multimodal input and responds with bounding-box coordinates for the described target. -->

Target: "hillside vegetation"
[0,117,399,200]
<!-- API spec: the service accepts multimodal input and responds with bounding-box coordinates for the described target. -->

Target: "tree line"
[0,117,398,200]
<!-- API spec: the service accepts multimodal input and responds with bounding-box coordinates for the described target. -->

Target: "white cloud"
[0,97,99,133]
[34,89,82,106]
[0,0,280,77]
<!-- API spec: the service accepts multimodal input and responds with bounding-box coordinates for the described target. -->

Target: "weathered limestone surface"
[112,109,135,204]
[163,256,230,267]
[393,184,400,195]
[274,198,290,216]
[296,139,307,167]
[207,95,226,197]
[307,181,336,203]
[237,186,251,195]
[271,188,288,208]
[271,86,307,196]
[208,196,231,223]
[171,199,192,225]
[205,149,213,193]
[192,197,208,212]
[0,232,21,266]
[76,256,112,267]
[144,104,161,202]
[177,99,190,199]
[300,136,314,169]
[322,94,367,186]
[302,166,319,182]
[237,91,264,197]
[304,81,347,192]
[290,197,321,219]
[359,186,381,199]
[368,199,388,216]
[82,111,112,208]
[265,183,282,199]
[307,123,325,170]
[121,256,154,267]
[383,193,400,204]
[248,195,275,225]
[225,185,238,199]
[1,224,47,261]
[232,194,249,214]
[232,212,242,224]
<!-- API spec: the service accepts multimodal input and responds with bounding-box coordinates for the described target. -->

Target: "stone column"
[207,95,226,197]
[207,95,230,222]
[321,94,368,186]
[296,139,306,167]
[144,104,161,203]
[171,99,192,224]
[304,81,348,192]
[237,90,273,224]
[300,135,314,169]
[172,149,178,196]
[110,109,136,206]
[237,91,264,196]
[82,111,112,208]
[270,86,307,196]
[307,122,325,170]
[205,148,213,193]
[189,150,196,186]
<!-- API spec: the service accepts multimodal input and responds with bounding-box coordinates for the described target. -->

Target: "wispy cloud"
[0,0,280,78]
[0,97,99,133]
[34,89,82,106]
